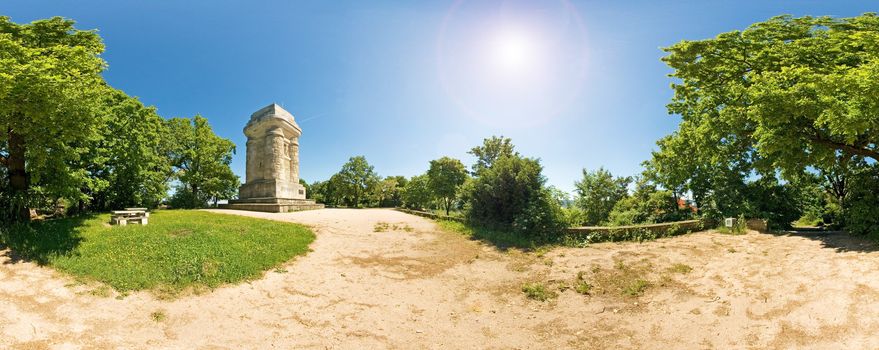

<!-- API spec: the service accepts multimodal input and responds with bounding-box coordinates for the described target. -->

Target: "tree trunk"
[192,184,199,208]
[7,129,30,221]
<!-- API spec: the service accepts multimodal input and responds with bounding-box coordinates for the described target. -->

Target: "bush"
[464,155,566,241]
[844,168,879,238]
[512,188,568,240]
[561,207,586,227]
[742,178,802,230]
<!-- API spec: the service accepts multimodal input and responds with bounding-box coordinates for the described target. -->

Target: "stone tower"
[239,103,306,199]
[221,104,323,212]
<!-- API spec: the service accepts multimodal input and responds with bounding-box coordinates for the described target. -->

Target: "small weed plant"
[668,263,693,274]
[150,310,167,322]
[522,282,557,301]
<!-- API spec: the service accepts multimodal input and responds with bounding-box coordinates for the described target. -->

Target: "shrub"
[561,207,586,227]
[511,188,567,240]
[742,178,802,230]
[607,190,693,226]
[464,155,566,241]
[844,168,879,238]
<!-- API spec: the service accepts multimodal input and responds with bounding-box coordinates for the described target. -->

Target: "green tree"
[386,175,408,207]
[662,14,879,175]
[336,156,378,208]
[0,16,107,221]
[310,174,348,207]
[468,136,517,175]
[373,176,404,207]
[652,14,879,225]
[402,174,432,210]
[741,176,804,230]
[167,116,239,208]
[574,168,631,225]
[299,178,311,199]
[88,90,172,210]
[309,180,325,203]
[427,157,468,215]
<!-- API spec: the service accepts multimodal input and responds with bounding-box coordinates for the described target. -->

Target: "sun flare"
[489,27,538,74]
[437,0,589,127]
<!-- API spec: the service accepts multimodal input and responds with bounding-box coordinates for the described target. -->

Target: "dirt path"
[2,208,879,349]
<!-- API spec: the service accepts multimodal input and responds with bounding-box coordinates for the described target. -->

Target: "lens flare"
[488,26,538,76]
[437,0,589,129]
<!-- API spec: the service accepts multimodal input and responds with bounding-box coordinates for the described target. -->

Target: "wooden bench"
[111,209,149,226]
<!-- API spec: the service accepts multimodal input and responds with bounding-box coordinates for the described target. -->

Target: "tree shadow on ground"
[0,214,96,265]
[456,223,546,252]
[778,229,879,254]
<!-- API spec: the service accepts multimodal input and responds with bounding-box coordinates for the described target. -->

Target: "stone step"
[228,197,319,205]
[219,202,325,213]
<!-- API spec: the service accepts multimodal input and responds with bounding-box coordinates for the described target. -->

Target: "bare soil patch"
[2,208,879,349]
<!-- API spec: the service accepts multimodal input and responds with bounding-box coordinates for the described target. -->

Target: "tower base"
[219,197,324,213]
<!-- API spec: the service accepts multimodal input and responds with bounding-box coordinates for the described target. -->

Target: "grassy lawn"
[0,210,314,295]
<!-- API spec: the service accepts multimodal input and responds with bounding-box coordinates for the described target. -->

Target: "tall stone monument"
[220,103,324,212]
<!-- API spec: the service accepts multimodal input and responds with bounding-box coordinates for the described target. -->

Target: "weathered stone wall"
[565,220,704,235]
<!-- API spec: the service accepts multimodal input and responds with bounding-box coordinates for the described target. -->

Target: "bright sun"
[487,27,539,76]
[437,0,589,128]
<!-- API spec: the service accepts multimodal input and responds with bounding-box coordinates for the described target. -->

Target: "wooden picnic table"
[111,208,149,226]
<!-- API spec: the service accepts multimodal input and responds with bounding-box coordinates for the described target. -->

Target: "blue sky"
[3,1,875,194]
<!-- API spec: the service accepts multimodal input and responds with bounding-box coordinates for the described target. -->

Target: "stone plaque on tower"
[220,104,323,212]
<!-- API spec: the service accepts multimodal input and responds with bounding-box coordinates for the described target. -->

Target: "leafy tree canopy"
[0,16,108,218]
[402,174,432,210]
[336,156,378,208]
[167,116,239,208]
[427,156,468,215]
[574,167,631,225]
[468,136,517,175]
[659,13,879,179]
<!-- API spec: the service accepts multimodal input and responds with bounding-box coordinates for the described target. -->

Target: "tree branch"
[808,133,879,161]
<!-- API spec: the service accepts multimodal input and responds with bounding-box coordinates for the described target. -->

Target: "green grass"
[0,210,315,295]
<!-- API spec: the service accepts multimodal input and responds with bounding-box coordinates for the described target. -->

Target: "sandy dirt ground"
[2,208,879,349]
